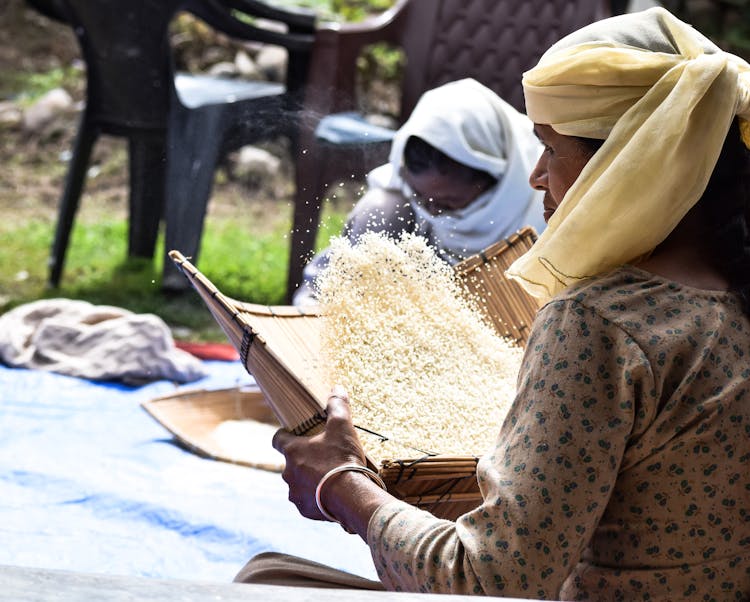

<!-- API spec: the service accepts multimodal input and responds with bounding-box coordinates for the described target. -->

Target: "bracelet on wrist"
[314,463,387,533]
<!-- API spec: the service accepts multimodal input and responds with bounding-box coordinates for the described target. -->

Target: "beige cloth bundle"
[506,7,750,299]
[0,299,206,385]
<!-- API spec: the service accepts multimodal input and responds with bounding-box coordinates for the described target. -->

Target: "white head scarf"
[367,78,545,264]
[506,7,750,299]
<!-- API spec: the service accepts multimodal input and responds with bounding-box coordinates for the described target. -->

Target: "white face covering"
[368,78,545,264]
[506,7,750,299]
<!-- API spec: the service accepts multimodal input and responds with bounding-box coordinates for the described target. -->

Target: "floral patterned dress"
[368,265,750,600]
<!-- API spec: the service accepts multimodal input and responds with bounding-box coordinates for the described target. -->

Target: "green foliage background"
[660,1,750,59]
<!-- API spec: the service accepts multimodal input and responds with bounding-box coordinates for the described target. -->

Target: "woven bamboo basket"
[168,227,539,520]
[141,386,284,472]
[453,227,541,347]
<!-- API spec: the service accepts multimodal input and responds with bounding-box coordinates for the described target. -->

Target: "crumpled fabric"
[0,298,206,385]
[506,7,750,299]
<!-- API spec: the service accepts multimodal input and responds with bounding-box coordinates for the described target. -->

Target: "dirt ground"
[1,1,81,222]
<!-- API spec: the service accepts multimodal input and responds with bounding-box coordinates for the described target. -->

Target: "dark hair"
[574,136,606,154]
[701,118,750,315]
[403,136,496,185]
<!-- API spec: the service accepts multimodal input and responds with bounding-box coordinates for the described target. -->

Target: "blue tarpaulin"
[0,361,376,582]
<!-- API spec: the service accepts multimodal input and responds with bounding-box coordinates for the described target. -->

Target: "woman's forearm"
[321,470,395,539]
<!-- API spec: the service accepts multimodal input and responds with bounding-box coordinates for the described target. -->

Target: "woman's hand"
[272,385,367,521]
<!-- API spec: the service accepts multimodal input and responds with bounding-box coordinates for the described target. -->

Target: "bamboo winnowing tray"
[453,227,542,345]
[168,227,539,433]
[167,254,328,436]
[168,227,540,519]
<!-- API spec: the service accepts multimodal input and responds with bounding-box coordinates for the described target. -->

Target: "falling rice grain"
[316,232,523,463]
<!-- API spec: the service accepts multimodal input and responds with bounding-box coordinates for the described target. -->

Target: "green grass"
[0,206,347,341]
[255,0,394,20]
[0,66,82,106]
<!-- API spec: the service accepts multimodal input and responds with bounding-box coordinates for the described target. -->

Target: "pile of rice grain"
[316,232,523,462]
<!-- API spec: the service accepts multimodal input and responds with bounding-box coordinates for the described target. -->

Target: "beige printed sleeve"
[367,298,654,598]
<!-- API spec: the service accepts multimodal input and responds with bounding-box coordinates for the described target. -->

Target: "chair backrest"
[59,0,315,133]
[304,0,611,129]
[394,0,611,118]
[59,0,181,131]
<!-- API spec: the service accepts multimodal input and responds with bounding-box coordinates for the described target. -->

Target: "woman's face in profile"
[530,124,597,222]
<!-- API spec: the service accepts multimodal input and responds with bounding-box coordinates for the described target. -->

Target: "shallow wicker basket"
[168,227,539,520]
[141,385,284,472]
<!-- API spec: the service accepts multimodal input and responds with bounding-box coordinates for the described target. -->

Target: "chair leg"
[285,136,391,303]
[48,120,98,287]
[161,106,224,292]
[286,138,326,303]
[127,132,167,258]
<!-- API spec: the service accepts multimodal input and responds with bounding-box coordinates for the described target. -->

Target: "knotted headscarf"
[506,7,750,299]
[369,78,545,264]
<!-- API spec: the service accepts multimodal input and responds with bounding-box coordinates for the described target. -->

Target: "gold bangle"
[314,463,387,532]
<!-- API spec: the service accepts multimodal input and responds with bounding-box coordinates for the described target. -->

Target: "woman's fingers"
[272,384,352,454]
[270,386,369,522]
[330,384,348,401]
[326,385,353,425]
[272,427,294,452]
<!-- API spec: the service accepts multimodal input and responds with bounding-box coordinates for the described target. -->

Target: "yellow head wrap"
[505,7,750,299]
